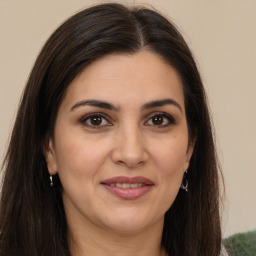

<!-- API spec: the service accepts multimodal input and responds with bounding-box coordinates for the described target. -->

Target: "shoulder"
[220,244,229,256]
[223,230,256,256]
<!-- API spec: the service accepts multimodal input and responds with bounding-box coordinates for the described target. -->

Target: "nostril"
[111,131,149,168]
[111,149,147,166]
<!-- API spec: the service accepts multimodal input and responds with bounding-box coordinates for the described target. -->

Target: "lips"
[101,176,154,200]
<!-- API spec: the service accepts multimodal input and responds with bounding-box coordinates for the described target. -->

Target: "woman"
[0,3,225,256]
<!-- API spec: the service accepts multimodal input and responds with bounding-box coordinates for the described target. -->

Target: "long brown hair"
[0,3,222,256]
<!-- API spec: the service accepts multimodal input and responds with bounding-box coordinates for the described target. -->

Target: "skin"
[45,51,194,256]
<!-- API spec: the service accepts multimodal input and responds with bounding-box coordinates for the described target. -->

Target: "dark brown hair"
[0,3,222,256]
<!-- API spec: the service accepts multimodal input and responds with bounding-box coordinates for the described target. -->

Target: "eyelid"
[79,111,175,129]
[80,112,112,128]
[144,112,176,127]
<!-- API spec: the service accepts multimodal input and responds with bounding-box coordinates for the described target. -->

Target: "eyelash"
[145,112,176,127]
[80,112,175,129]
[80,112,111,129]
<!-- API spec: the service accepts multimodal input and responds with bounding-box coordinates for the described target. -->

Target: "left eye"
[145,113,174,127]
[81,114,110,128]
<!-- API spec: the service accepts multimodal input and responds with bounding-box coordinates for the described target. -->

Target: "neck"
[68,217,167,256]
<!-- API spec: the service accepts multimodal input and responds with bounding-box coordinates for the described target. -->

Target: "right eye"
[80,113,111,128]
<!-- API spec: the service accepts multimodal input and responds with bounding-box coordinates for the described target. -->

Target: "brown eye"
[90,116,103,126]
[145,113,175,127]
[81,114,111,128]
[152,115,164,125]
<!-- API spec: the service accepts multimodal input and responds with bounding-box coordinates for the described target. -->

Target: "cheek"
[54,137,110,208]
[54,134,112,182]
[150,135,188,198]
[151,135,189,174]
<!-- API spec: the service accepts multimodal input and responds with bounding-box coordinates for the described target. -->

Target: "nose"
[111,125,149,169]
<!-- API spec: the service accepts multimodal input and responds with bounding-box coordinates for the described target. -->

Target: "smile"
[108,183,144,188]
[101,176,154,200]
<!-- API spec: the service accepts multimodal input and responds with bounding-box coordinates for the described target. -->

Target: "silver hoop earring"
[50,175,53,187]
[181,171,188,192]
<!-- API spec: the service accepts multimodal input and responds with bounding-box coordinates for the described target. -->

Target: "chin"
[106,221,149,234]
[101,209,159,234]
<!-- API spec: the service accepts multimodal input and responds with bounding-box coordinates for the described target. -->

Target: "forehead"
[61,51,185,110]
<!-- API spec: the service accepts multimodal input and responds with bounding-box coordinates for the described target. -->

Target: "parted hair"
[0,3,222,256]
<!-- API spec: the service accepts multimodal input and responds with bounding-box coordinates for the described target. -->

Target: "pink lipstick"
[101,176,154,200]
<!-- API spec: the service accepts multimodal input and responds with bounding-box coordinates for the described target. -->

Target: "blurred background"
[0,0,255,237]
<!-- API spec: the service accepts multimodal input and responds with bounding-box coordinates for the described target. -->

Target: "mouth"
[101,176,154,200]
[105,183,145,188]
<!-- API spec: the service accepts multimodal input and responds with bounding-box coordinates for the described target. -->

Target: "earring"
[50,175,53,187]
[181,171,188,192]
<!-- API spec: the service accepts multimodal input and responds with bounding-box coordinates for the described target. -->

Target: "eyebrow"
[70,100,119,111]
[142,99,183,113]
[70,98,182,113]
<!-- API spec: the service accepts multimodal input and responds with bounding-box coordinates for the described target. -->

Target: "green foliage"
[224,230,256,256]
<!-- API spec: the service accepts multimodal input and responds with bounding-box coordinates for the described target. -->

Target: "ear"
[43,137,58,175]
[184,138,196,172]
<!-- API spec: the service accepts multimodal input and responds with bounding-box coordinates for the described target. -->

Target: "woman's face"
[45,51,194,234]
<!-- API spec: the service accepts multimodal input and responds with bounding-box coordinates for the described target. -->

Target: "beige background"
[0,0,255,237]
